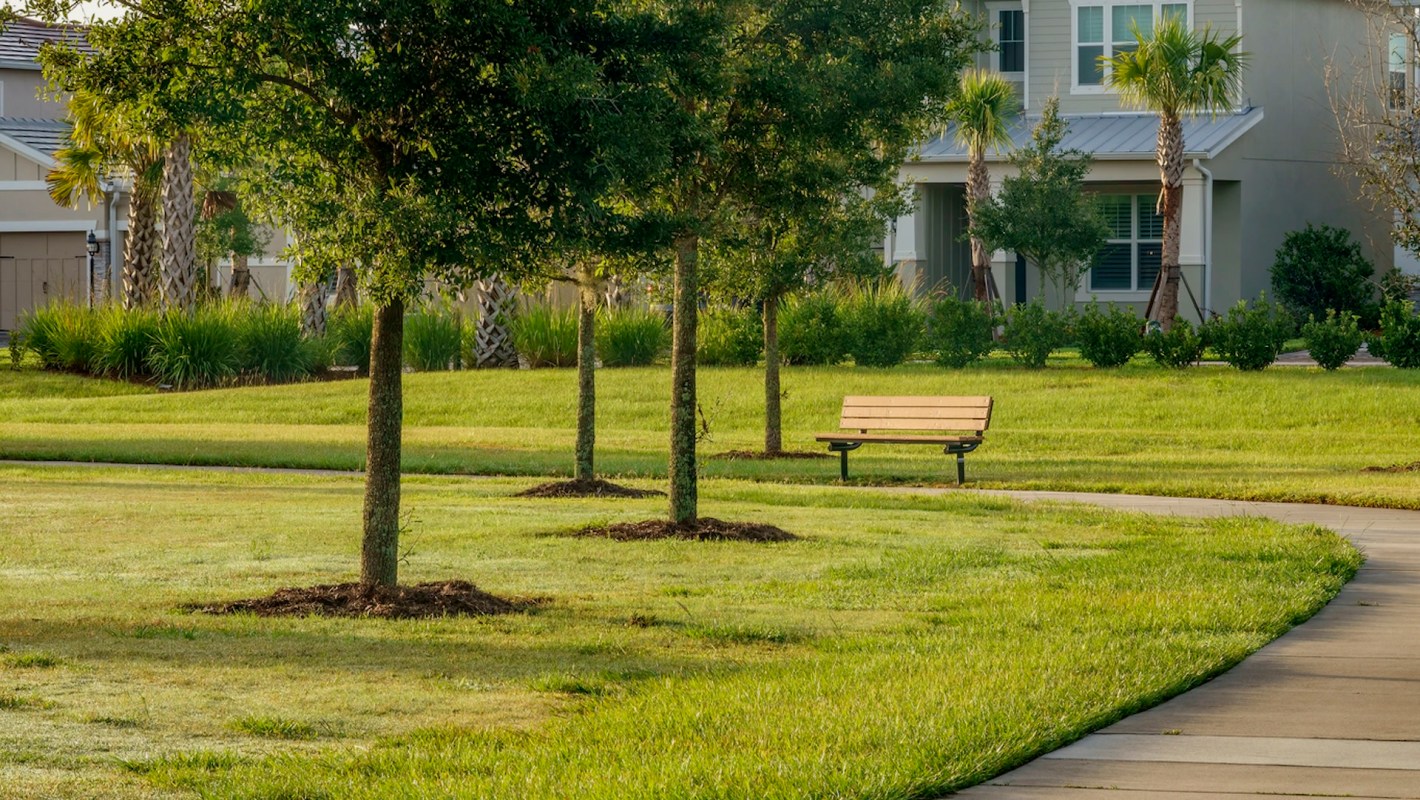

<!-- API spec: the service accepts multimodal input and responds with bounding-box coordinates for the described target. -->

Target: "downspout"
[1235,0,1246,108]
[1193,158,1214,318]
[104,179,117,303]
[1022,0,1031,111]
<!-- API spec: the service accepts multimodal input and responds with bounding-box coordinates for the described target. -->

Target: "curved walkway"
[944,492,1420,799]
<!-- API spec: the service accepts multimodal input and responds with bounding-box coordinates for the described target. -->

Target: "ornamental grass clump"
[779,289,848,366]
[698,306,762,366]
[236,303,314,383]
[923,293,995,368]
[92,305,159,379]
[1075,302,1143,368]
[13,302,98,372]
[596,307,668,367]
[148,305,242,389]
[1209,296,1292,371]
[1372,300,1420,369]
[329,304,374,374]
[511,304,578,368]
[1145,318,1207,368]
[1301,310,1363,371]
[405,301,464,371]
[840,278,925,368]
[1001,299,1069,368]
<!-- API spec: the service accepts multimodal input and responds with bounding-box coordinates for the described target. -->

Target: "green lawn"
[0,464,1359,799]
[2,361,1417,508]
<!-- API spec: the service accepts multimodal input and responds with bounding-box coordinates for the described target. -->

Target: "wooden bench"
[815,396,993,484]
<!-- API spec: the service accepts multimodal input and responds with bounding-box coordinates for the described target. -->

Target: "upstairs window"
[1391,33,1409,110]
[1074,2,1191,90]
[999,9,1025,74]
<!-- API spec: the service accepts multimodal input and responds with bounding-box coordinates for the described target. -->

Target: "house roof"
[0,17,89,71]
[0,117,70,166]
[918,107,1265,163]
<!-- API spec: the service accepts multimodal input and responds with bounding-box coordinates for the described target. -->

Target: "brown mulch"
[711,449,832,461]
[514,478,664,499]
[572,517,798,542]
[1362,462,1420,474]
[189,580,533,620]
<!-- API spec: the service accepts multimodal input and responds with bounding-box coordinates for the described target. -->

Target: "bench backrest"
[839,395,992,434]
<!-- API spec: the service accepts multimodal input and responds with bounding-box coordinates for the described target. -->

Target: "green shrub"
[1208,296,1292,371]
[1301,310,1363,371]
[597,307,668,367]
[93,306,159,379]
[512,304,579,368]
[923,294,995,368]
[1270,224,1377,326]
[14,302,99,372]
[699,306,762,366]
[779,289,848,366]
[1001,300,1069,368]
[329,304,374,374]
[1144,318,1207,368]
[236,303,314,383]
[1372,300,1420,368]
[148,306,242,389]
[840,278,925,368]
[404,301,464,371]
[1075,302,1142,368]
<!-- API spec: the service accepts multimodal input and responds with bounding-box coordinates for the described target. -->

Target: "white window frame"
[1070,1,1192,95]
[1088,193,1163,294]
[986,1,1026,85]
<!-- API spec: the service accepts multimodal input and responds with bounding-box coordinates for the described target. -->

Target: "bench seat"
[817,395,992,484]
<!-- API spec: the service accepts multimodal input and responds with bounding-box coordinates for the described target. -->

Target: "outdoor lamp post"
[85,231,103,307]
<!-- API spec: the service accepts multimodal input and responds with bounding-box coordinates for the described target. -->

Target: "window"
[1391,33,1409,110]
[999,9,1025,74]
[1089,194,1163,292]
[1074,2,1190,90]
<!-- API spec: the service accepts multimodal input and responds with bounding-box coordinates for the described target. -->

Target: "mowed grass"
[0,464,1360,799]
[1,361,1418,507]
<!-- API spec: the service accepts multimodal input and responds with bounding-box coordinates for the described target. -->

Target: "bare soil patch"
[515,478,664,499]
[573,517,798,542]
[711,449,831,461]
[190,580,532,619]
[1362,462,1420,474]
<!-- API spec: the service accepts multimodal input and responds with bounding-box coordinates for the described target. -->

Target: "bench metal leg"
[944,440,982,486]
[956,452,965,485]
[827,442,862,482]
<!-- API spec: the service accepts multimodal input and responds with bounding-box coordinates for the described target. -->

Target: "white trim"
[1069,1,1194,95]
[0,220,95,233]
[1022,0,1031,110]
[0,181,50,191]
[0,132,56,169]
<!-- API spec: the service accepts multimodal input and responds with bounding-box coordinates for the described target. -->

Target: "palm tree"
[1106,15,1247,329]
[160,134,198,312]
[944,70,1019,302]
[46,91,162,310]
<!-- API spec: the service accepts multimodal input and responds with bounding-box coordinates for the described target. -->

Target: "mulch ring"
[188,580,537,620]
[710,450,831,461]
[514,478,665,499]
[1362,462,1420,474]
[572,517,798,542]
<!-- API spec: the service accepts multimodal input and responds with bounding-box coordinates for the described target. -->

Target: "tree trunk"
[362,299,404,590]
[299,281,328,337]
[159,135,197,313]
[474,274,518,368]
[966,150,992,302]
[669,233,699,524]
[229,254,251,298]
[575,262,598,482]
[763,294,782,455]
[333,266,358,309]
[1153,112,1186,330]
[122,185,158,310]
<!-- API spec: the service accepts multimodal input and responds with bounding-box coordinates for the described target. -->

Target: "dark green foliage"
[1208,296,1292,371]
[1075,302,1142,368]
[924,294,995,368]
[148,306,242,389]
[237,304,314,384]
[1001,300,1070,369]
[1302,310,1363,371]
[93,306,160,379]
[779,290,849,366]
[512,305,578,368]
[841,279,924,368]
[1145,318,1207,368]
[328,305,374,375]
[597,308,668,367]
[1372,300,1420,368]
[1270,224,1377,326]
[1380,269,1420,304]
[698,306,762,367]
[403,302,464,372]
[13,302,98,372]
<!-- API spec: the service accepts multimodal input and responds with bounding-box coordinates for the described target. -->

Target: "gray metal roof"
[917,107,1265,163]
[0,117,70,161]
[0,17,88,70]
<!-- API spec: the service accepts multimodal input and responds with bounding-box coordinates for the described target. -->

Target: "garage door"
[0,232,87,331]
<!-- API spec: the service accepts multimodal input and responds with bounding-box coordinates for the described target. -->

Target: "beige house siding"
[0,69,57,118]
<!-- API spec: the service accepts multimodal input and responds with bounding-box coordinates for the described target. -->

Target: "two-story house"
[890,0,1394,320]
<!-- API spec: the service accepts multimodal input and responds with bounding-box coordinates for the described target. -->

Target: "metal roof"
[0,17,88,71]
[0,117,70,163]
[917,107,1265,163]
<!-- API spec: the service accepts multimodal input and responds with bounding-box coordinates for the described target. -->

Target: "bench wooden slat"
[815,433,983,444]
[838,416,987,431]
[842,396,990,409]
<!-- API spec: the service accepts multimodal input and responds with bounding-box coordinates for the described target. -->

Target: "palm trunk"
[300,280,328,337]
[229,254,251,298]
[121,184,158,310]
[333,266,358,309]
[763,294,782,455]
[669,233,699,524]
[160,135,197,313]
[362,299,404,589]
[1153,112,1186,330]
[575,263,597,482]
[474,274,518,368]
[966,150,992,303]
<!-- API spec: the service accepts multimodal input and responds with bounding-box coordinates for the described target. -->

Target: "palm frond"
[945,69,1020,155]
[47,145,106,208]
[1104,16,1249,119]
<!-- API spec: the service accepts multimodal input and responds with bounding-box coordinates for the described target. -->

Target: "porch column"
[1178,171,1208,324]
[892,186,929,290]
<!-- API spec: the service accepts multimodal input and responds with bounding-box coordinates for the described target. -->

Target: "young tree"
[944,70,1020,303]
[1105,15,1247,329]
[973,98,1110,309]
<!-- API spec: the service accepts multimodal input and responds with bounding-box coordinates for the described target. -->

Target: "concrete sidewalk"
[947,491,1420,799]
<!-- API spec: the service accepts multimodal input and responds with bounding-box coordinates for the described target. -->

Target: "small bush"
[511,304,578,368]
[1001,300,1069,368]
[699,306,762,366]
[840,278,925,368]
[405,301,464,371]
[1270,224,1377,325]
[92,306,159,379]
[329,304,374,374]
[1075,302,1142,368]
[147,306,242,389]
[1372,300,1420,368]
[779,290,848,366]
[236,304,313,383]
[1302,310,1363,371]
[14,302,98,372]
[597,307,669,367]
[924,294,995,368]
[1208,296,1292,371]
[1145,318,1207,368]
